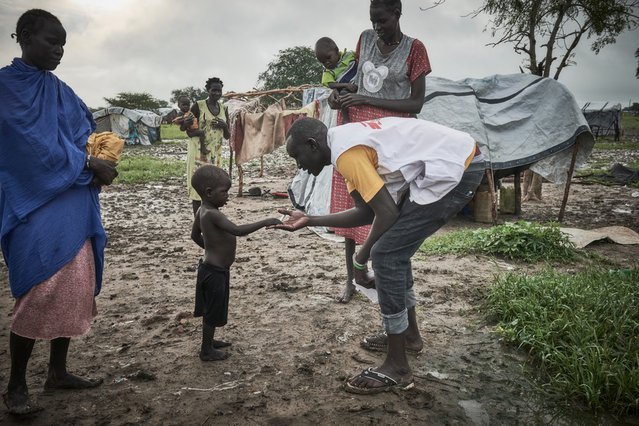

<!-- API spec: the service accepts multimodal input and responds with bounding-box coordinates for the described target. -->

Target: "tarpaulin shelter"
[93,107,162,145]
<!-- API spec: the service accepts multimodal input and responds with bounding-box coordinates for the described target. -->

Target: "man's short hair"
[286,118,327,147]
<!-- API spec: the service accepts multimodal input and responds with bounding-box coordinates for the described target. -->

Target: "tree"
[169,86,208,105]
[471,0,639,79]
[257,46,324,91]
[460,0,639,201]
[104,92,169,110]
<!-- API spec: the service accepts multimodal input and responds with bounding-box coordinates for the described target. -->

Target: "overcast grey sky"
[1,0,637,109]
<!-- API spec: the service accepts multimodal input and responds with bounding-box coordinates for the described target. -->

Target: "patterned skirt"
[11,240,97,340]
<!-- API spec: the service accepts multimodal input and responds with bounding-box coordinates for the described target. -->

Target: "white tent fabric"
[93,107,162,145]
[290,74,595,216]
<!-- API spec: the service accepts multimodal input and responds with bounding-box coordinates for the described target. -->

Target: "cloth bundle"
[86,131,124,162]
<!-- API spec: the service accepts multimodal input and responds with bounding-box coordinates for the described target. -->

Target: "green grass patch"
[115,154,184,184]
[487,268,639,414]
[622,113,639,131]
[419,221,577,262]
[160,124,189,140]
[594,142,639,150]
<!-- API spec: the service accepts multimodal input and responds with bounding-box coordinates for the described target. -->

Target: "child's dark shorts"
[194,261,230,327]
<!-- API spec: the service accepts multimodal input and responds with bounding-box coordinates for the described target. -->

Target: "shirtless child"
[190,165,281,361]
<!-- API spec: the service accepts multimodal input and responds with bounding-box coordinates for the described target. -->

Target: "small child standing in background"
[315,37,357,93]
[190,165,281,361]
[173,95,208,162]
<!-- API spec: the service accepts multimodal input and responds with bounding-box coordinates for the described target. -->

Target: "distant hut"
[582,102,622,140]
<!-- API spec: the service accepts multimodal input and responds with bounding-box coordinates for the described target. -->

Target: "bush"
[487,268,639,414]
[420,221,577,262]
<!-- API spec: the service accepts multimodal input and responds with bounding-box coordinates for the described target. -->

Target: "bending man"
[275,116,483,394]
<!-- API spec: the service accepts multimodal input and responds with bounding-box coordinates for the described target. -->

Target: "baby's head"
[177,95,191,113]
[314,37,340,70]
[192,165,231,208]
[13,9,65,71]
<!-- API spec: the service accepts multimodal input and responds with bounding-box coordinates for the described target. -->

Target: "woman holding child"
[186,77,231,215]
[0,9,118,415]
[328,0,431,303]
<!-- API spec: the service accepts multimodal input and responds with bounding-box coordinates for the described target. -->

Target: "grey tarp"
[291,73,594,218]
[93,107,162,145]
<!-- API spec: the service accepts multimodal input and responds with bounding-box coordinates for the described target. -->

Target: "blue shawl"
[0,58,106,298]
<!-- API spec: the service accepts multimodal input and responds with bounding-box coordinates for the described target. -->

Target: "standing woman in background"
[187,77,231,215]
[328,0,431,304]
[0,9,118,415]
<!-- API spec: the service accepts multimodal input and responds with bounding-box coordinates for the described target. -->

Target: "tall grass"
[419,221,577,262]
[115,155,184,184]
[160,124,189,140]
[487,268,639,414]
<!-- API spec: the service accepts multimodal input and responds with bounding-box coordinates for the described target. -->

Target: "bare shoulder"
[200,206,226,223]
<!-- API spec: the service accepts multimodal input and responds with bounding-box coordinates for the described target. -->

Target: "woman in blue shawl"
[0,10,118,415]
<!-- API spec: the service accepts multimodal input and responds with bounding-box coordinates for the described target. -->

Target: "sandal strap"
[360,368,398,386]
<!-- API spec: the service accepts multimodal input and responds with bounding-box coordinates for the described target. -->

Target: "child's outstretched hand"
[263,218,282,228]
[271,208,308,231]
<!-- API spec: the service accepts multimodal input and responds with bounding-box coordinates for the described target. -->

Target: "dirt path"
[1,143,637,425]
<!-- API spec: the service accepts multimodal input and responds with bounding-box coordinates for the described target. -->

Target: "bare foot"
[212,339,231,349]
[44,372,103,390]
[200,348,230,361]
[337,283,356,303]
[3,386,43,416]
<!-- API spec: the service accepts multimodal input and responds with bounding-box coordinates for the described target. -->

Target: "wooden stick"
[224,85,316,99]
[514,169,521,215]
[558,141,580,222]
[259,156,264,177]
[485,168,498,224]
[237,161,244,197]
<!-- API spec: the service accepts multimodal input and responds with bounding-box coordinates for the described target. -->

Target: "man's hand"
[271,208,309,231]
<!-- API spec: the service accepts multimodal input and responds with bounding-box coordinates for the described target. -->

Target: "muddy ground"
[1,141,638,425]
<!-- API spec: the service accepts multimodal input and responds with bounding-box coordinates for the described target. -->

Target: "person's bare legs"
[4,332,40,414]
[337,238,356,303]
[200,319,229,361]
[45,337,102,389]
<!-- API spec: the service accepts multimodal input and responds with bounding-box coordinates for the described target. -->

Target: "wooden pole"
[237,161,244,198]
[558,142,580,222]
[485,168,498,224]
[514,169,521,215]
